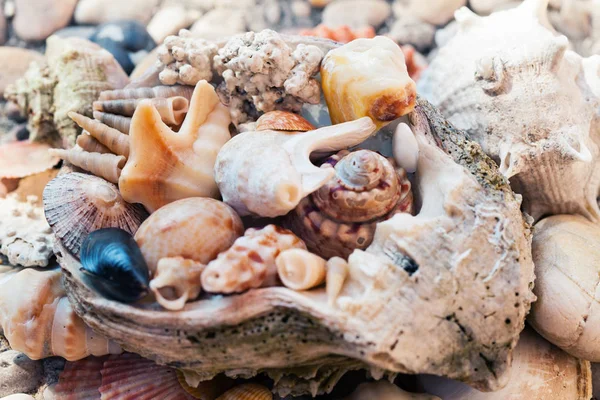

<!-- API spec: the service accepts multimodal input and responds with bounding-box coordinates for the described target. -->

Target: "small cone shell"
[93,97,189,126]
[98,85,195,101]
[276,248,326,291]
[256,111,315,132]
[216,383,273,400]
[150,257,204,311]
[93,111,131,134]
[76,133,111,154]
[48,148,125,184]
[326,257,348,306]
[43,172,148,256]
[70,112,130,158]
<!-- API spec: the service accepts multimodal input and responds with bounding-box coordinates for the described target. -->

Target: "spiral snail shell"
[286,149,413,259]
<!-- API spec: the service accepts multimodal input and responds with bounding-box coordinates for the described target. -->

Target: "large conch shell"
[0,267,121,361]
[214,117,377,217]
[418,0,600,222]
[321,36,416,129]
[57,98,534,396]
[119,80,231,212]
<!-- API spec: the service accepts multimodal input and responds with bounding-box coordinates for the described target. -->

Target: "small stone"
[52,25,97,41]
[74,0,161,25]
[190,8,246,40]
[292,0,312,18]
[0,350,43,397]
[13,0,78,41]
[147,5,199,44]
[0,47,44,95]
[322,0,391,29]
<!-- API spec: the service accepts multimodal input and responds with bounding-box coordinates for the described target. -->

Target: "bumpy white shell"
[214,117,377,217]
[418,0,600,222]
[0,267,121,361]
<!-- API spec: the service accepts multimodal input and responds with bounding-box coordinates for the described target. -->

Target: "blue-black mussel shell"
[79,228,150,303]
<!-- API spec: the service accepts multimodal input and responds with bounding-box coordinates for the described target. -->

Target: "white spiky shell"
[418,0,600,222]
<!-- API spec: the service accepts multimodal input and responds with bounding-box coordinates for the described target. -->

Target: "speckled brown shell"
[286,150,413,259]
[43,172,148,256]
[255,111,315,132]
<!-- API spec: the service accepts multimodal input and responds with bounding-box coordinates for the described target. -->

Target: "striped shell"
[43,172,148,256]
[286,150,413,259]
[216,383,272,400]
[54,356,104,399]
[0,141,59,179]
[255,111,315,132]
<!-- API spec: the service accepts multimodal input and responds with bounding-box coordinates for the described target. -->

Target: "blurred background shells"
[12,0,78,42]
[43,172,148,256]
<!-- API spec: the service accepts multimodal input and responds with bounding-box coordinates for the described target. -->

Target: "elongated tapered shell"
[76,133,111,154]
[98,85,195,101]
[43,172,148,256]
[256,111,315,132]
[216,383,272,400]
[93,97,189,127]
[49,148,125,184]
[93,111,131,135]
[70,112,130,157]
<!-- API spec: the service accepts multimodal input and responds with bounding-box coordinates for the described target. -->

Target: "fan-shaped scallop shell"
[255,111,315,132]
[215,383,272,400]
[0,141,59,179]
[99,353,195,399]
[43,172,149,256]
[54,356,104,400]
[286,150,413,259]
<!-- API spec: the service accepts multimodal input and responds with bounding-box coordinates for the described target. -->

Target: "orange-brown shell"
[255,111,315,132]
[300,24,376,44]
[215,383,273,400]
[0,141,59,179]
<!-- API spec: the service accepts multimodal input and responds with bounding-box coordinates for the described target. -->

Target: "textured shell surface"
[48,148,126,185]
[150,257,205,311]
[214,117,377,217]
[58,99,535,395]
[276,248,326,291]
[321,36,416,129]
[43,172,148,256]
[119,80,232,212]
[54,356,104,400]
[255,110,316,132]
[418,0,600,222]
[215,383,272,400]
[0,141,59,179]
[134,197,244,274]
[0,267,120,361]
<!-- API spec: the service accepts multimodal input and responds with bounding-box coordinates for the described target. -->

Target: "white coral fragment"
[0,194,54,267]
[214,29,324,125]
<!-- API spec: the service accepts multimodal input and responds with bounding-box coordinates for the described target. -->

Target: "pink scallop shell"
[0,141,59,179]
[54,356,105,400]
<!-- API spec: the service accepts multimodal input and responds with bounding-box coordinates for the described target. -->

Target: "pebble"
[74,0,160,25]
[52,25,97,41]
[13,0,78,41]
[147,5,200,44]
[90,21,156,74]
[0,351,43,397]
[322,0,391,29]
[190,8,246,40]
[0,47,44,95]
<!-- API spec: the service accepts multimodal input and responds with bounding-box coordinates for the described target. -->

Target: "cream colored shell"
[276,248,326,291]
[150,257,205,311]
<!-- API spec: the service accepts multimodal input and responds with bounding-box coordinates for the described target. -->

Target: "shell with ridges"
[201,225,306,294]
[119,80,231,212]
[54,356,104,399]
[134,198,243,274]
[69,112,130,157]
[286,149,413,259]
[216,383,272,400]
[214,117,377,218]
[92,111,131,135]
[48,148,125,185]
[98,85,194,101]
[150,257,205,311]
[255,111,315,132]
[77,134,111,154]
[93,96,189,128]
[276,248,326,291]
[43,173,148,256]
[321,36,416,129]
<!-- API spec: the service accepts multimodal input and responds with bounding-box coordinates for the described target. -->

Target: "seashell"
[346,381,439,400]
[54,356,104,399]
[286,149,414,259]
[0,47,44,95]
[321,36,417,129]
[0,141,59,179]
[276,248,326,291]
[77,134,112,154]
[215,117,377,218]
[322,0,391,29]
[325,256,349,307]
[43,172,148,256]
[13,0,78,41]
[48,148,126,184]
[393,122,419,173]
[416,327,592,399]
[1,395,36,400]
[134,198,243,274]
[92,111,131,135]
[417,0,600,222]
[299,24,376,43]
[403,0,467,26]
[74,0,160,25]
[92,96,190,127]
[99,353,195,399]
[80,228,150,303]
[98,85,195,102]
[69,112,130,157]
[150,257,205,311]
[0,194,54,267]
[119,80,232,212]
[255,111,315,132]
[147,5,199,44]
[401,45,428,82]
[201,225,306,294]
[215,383,272,400]
[175,371,236,400]
[0,267,121,360]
